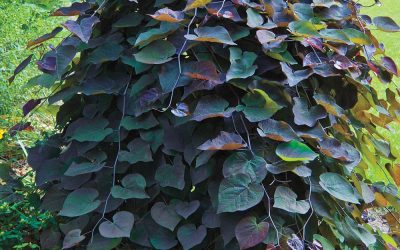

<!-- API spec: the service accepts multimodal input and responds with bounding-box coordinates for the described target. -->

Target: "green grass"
[360,0,400,182]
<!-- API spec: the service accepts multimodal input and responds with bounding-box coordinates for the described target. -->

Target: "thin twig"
[302,177,314,241]
[155,8,198,112]
[90,70,133,242]
[262,184,281,248]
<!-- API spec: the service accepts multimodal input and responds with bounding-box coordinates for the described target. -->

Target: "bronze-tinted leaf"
[27,27,63,48]
[149,8,185,23]
[198,131,246,151]
[257,119,298,142]
[51,2,91,16]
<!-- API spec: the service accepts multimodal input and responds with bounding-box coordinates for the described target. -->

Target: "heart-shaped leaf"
[111,173,149,199]
[177,224,207,250]
[276,140,318,162]
[151,202,182,231]
[63,229,85,249]
[155,156,186,190]
[118,138,153,164]
[223,152,267,183]
[185,26,236,45]
[240,89,283,122]
[134,40,176,64]
[59,188,101,217]
[293,97,327,127]
[235,216,269,250]
[257,119,299,142]
[226,47,257,81]
[273,186,310,214]
[99,211,135,238]
[121,113,159,130]
[198,131,246,151]
[174,200,200,219]
[62,16,99,43]
[218,174,264,213]
[319,173,360,204]
[192,95,234,121]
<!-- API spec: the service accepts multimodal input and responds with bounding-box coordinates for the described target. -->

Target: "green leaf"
[66,117,113,142]
[113,12,143,28]
[273,186,310,214]
[155,156,186,190]
[59,188,101,217]
[223,152,268,183]
[88,42,124,64]
[118,139,153,164]
[226,47,257,81]
[319,173,360,204]
[276,140,318,162]
[313,234,335,250]
[64,162,105,177]
[246,8,264,28]
[240,89,282,122]
[121,113,159,130]
[185,26,236,45]
[319,29,352,44]
[342,28,371,45]
[293,3,314,20]
[289,20,319,36]
[293,97,327,127]
[373,16,400,32]
[111,174,149,199]
[135,22,179,48]
[184,0,212,11]
[217,174,264,213]
[134,40,176,64]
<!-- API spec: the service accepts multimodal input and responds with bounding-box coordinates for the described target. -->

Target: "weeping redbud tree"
[13,0,400,249]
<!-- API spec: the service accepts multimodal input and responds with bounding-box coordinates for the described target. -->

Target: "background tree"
[13,0,400,249]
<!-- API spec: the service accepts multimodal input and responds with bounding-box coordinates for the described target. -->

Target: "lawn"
[360,0,400,182]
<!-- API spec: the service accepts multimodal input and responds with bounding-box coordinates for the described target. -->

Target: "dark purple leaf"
[27,27,63,48]
[23,99,41,117]
[235,216,269,250]
[9,122,32,136]
[62,16,100,43]
[37,56,56,73]
[174,200,200,219]
[177,224,207,250]
[151,202,182,231]
[381,56,399,76]
[51,2,91,16]
[8,54,33,83]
